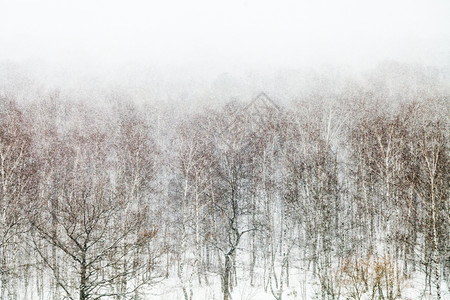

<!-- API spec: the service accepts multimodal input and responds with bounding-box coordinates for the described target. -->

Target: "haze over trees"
[0,62,448,300]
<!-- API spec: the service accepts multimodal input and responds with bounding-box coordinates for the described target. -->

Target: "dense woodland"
[0,65,449,300]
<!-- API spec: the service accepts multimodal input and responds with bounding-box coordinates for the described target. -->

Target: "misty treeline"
[0,71,449,300]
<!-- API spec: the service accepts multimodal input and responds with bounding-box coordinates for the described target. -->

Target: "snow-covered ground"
[145,266,449,300]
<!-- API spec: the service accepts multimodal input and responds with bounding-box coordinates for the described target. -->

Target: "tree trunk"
[80,260,87,300]
[223,254,232,300]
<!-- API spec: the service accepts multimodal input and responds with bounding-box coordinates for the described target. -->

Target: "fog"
[1,2,450,300]
[1,0,450,106]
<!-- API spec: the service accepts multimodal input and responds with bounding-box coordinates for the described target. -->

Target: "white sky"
[1,0,450,69]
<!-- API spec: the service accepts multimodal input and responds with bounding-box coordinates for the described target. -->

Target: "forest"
[0,63,449,300]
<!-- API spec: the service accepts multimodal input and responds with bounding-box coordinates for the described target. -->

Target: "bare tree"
[0,100,36,300]
[30,105,159,300]
[404,104,449,299]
